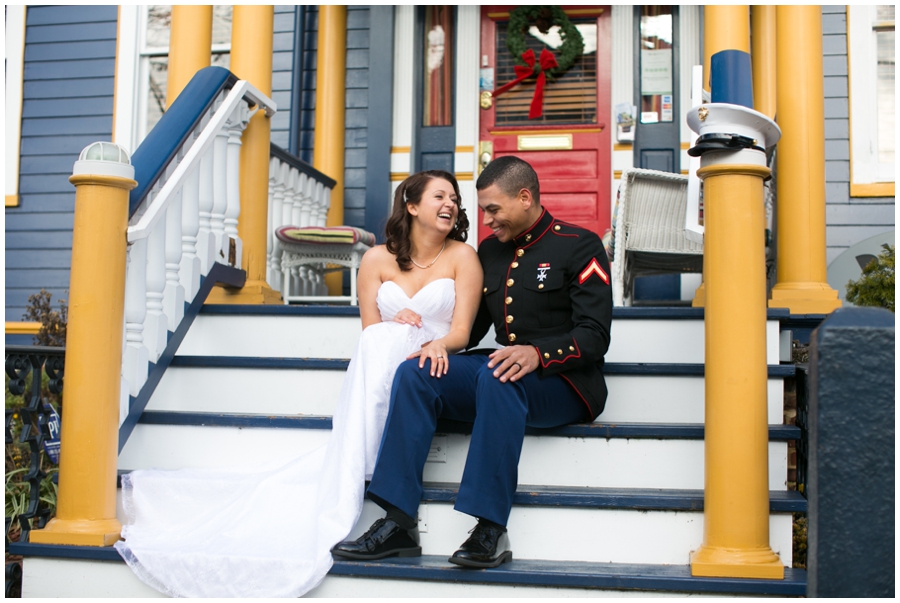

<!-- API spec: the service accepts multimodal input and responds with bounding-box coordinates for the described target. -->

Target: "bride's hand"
[393,308,423,328]
[408,340,449,377]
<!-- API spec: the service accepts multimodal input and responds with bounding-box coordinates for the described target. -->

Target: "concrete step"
[117,412,794,491]
[12,544,806,597]
[178,305,786,364]
[148,359,791,425]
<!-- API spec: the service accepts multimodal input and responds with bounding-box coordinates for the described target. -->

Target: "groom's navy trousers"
[366,354,586,526]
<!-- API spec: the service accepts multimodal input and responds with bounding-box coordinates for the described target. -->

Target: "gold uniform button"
[554,225,561,231]
[483,287,488,294]
[505,296,513,305]
[543,352,550,359]
[538,283,544,290]
[511,261,519,269]
[507,278,515,287]
[525,234,532,241]
[557,349,563,355]
[569,346,575,351]
[516,249,524,257]
[508,333,517,342]
[506,315,514,323]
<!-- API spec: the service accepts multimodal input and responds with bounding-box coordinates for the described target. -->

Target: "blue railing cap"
[129,66,238,218]
[269,143,337,189]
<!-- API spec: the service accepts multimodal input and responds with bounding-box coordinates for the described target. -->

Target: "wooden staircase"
[16,304,807,596]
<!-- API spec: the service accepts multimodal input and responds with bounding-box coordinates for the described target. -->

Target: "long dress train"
[115,278,456,597]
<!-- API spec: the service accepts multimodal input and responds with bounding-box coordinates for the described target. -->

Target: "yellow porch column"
[166,5,212,106]
[686,104,784,579]
[750,6,776,120]
[314,5,347,296]
[692,5,750,308]
[768,6,841,314]
[208,5,281,304]
[30,144,136,546]
[703,6,750,93]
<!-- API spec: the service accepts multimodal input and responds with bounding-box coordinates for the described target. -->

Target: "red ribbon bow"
[492,48,559,119]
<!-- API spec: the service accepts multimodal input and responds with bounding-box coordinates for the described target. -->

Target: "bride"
[115,171,484,598]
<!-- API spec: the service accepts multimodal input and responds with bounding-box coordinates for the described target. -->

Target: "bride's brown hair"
[385,170,469,271]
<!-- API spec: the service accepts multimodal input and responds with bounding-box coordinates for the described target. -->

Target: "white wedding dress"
[115,278,456,598]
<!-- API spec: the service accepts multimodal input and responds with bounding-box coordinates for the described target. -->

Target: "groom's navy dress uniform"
[366,209,613,526]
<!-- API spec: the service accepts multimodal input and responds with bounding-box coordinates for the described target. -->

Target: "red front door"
[478,6,611,242]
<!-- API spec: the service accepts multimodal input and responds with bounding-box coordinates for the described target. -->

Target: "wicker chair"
[611,168,703,306]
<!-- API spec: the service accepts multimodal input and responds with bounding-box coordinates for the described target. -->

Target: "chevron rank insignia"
[578,258,609,285]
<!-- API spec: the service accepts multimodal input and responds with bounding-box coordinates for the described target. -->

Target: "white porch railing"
[265,146,336,299]
[120,79,275,425]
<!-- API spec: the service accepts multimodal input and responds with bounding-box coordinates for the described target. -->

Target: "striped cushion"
[276,226,376,247]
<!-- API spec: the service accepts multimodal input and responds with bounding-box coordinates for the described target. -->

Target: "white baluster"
[222,102,248,268]
[164,192,185,330]
[197,139,216,275]
[123,239,149,397]
[269,161,291,292]
[210,100,229,266]
[144,219,169,361]
[180,162,202,300]
[319,184,331,227]
[267,158,279,288]
[292,172,310,295]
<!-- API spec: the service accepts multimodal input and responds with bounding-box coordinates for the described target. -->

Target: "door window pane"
[423,6,454,127]
[639,6,673,124]
[494,19,597,126]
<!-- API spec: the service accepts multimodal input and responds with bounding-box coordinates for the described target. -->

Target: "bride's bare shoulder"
[447,240,479,263]
[361,244,393,266]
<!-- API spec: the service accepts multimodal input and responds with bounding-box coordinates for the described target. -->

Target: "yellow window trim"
[6,322,42,335]
[6,194,20,207]
[847,6,895,196]
[850,182,895,198]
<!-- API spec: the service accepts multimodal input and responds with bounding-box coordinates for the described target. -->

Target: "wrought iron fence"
[5,346,64,544]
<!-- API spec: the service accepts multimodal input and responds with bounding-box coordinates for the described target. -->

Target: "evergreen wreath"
[506,6,584,81]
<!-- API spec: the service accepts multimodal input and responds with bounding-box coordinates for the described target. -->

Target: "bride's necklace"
[410,241,446,269]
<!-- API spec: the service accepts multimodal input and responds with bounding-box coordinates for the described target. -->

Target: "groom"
[332,155,613,567]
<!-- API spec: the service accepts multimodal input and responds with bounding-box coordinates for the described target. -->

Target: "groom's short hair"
[476,155,541,205]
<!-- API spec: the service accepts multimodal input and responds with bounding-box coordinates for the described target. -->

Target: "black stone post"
[807,307,895,597]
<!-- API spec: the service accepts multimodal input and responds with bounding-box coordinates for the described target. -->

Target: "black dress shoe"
[448,520,513,568]
[331,518,421,560]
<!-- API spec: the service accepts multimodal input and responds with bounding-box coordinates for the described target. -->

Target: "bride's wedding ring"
[437,355,444,358]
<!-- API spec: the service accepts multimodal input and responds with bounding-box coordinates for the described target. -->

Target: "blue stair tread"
[136,411,801,441]
[6,543,805,595]
[200,304,796,322]
[421,482,806,513]
[169,355,797,377]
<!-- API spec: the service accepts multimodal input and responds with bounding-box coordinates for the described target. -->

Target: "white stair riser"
[347,499,794,566]
[150,367,786,425]
[22,558,719,598]
[178,315,782,364]
[23,559,165,598]
[118,424,789,490]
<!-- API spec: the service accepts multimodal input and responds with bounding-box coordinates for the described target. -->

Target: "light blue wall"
[6,5,118,322]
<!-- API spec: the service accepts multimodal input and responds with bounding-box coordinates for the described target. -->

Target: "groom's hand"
[487,346,540,383]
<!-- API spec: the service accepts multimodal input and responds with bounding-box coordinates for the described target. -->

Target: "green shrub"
[846,244,894,312]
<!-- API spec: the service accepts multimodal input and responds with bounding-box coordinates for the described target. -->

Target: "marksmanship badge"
[537,263,550,281]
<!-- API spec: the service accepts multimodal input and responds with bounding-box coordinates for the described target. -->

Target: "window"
[5,5,26,207]
[136,5,232,143]
[848,5,895,196]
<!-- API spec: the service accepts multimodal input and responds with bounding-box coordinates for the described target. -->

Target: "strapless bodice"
[376,278,455,336]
